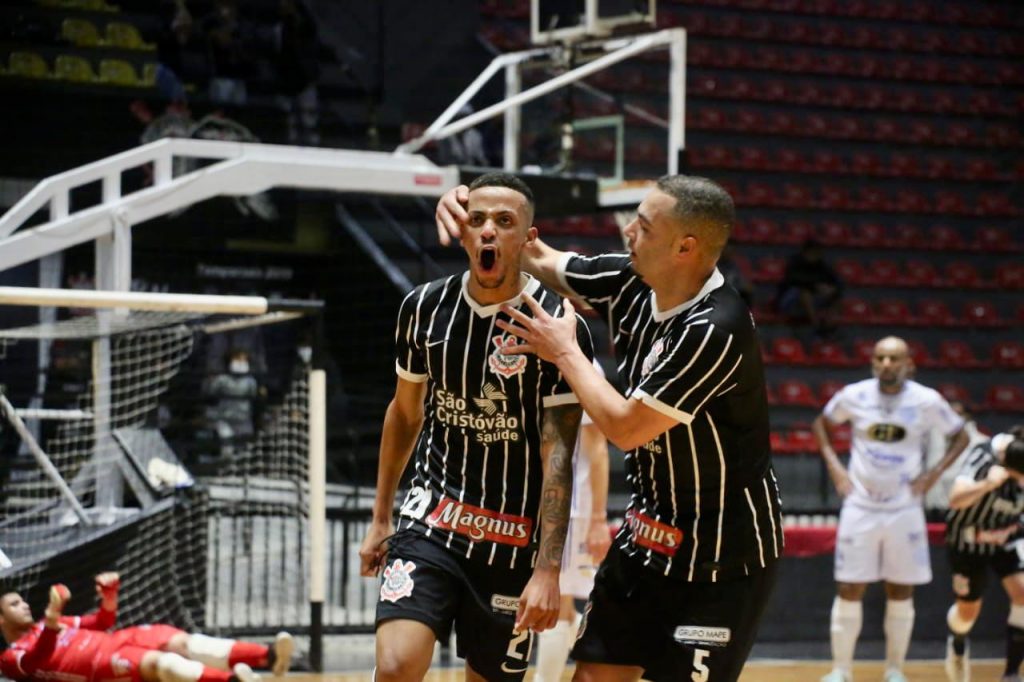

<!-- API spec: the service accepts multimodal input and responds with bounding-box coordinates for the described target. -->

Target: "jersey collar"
[651,268,725,322]
[461,272,541,317]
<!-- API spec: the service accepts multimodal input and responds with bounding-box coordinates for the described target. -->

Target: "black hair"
[654,175,735,254]
[468,172,535,211]
[1005,438,1024,474]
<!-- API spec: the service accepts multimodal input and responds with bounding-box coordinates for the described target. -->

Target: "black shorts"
[375,530,535,682]
[948,544,1024,601]
[572,548,778,682]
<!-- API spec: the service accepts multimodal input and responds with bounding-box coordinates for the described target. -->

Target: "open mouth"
[480,248,498,273]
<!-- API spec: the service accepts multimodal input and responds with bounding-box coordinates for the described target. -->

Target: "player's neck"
[465,272,527,307]
[1,622,27,643]
[651,265,715,312]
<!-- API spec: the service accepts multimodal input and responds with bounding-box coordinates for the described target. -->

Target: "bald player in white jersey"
[534,362,611,682]
[813,336,970,682]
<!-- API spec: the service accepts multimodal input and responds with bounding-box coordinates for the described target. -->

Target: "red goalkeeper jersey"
[1,609,116,682]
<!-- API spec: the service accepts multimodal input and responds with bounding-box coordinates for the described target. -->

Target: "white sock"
[534,618,576,682]
[884,598,915,672]
[830,597,862,675]
[186,634,235,670]
[157,653,205,682]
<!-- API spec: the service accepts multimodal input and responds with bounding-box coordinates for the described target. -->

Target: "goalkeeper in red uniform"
[0,573,294,682]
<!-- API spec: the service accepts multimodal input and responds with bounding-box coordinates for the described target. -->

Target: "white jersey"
[824,378,964,510]
[569,361,604,519]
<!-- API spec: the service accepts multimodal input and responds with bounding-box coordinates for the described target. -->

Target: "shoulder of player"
[901,380,947,406]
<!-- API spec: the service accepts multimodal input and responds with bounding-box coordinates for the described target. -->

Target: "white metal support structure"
[0,139,458,518]
[394,27,686,207]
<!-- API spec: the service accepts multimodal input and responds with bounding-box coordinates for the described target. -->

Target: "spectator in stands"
[155,2,209,103]
[944,427,1024,682]
[813,336,970,682]
[776,238,842,337]
[202,0,253,105]
[202,348,263,458]
[0,572,293,682]
[273,0,321,146]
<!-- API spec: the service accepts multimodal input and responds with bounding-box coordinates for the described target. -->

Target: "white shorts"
[834,503,932,585]
[560,517,598,598]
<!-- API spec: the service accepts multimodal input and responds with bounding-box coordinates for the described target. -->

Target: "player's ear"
[676,235,697,258]
[525,225,538,244]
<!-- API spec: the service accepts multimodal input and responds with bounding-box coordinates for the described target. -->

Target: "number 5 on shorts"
[691,648,710,682]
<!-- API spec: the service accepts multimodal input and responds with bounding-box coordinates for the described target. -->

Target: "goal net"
[0,303,317,636]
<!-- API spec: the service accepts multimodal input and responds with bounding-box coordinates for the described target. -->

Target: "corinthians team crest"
[641,336,668,377]
[380,559,416,603]
[488,334,527,378]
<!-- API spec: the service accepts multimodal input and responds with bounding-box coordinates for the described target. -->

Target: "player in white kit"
[534,362,611,682]
[813,336,970,682]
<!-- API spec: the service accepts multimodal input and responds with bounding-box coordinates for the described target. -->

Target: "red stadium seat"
[746,218,782,244]
[782,219,815,245]
[766,382,779,406]
[904,260,941,288]
[770,430,786,452]
[928,225,966,251]
[869,259,905,286]
[834,258,867,286]
[841,297,876,324]
[754,256,786,283]
[918,299,957,326]
[770,337,810,365]
[851,338,876,364]
[939,340,986,368]
[996,263,1024,289]
[819,220,851,246]
[777,380,819,407]
[784,429,819,454]
[888,223,922,249]
[906,339,937,368]
[818,380,847,403]
[938,383,973,408]
[852,223,887,248]
[812,341,855,367]
[993,341,1024,369]
[963,300,1004,327]
[987,385,1024,412]
[876,299,914,325]
[944,262,986,289]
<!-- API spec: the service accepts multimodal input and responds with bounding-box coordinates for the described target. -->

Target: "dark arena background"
[0,0,1021,680]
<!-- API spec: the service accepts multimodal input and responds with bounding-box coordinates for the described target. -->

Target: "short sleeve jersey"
[946,439,1024,555]
[824,378,964,510]
[557,253,783,582]
[393,273,594,570]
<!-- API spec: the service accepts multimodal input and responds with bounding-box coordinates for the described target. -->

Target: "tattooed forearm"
[537,404,583,569]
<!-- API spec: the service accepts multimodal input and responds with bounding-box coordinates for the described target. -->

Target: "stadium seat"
[833,258,866,285]
[818,220,850,246]
[928,225,966,251]
[918,299,957,326]
[888,223,922,249]
[818,380,846,403]
[944,261,987,289]
[852,222,886,248]
[904,260,941,288]
[996,263,1024,289]
[876,299,914,326]
[754,256,786,283]
[906,339,937,368]
[770,430,786,453]
[54,55,98,83]
[812,341,855,367]
[99,59,142,86]
[8,51,50,79]
[769,337,810,365]
[976,226,1017,252]
[851,338,876,365]
[963,300,1004,327]
[939,340,986,369]
[869,259,903,286]
[766,383,779,406]
[938,383,973,407]
[987,385,1024,412]
[745,218,781,244]
[784,429,818,454]
[993,341,1024,369]
[61,18,102,47]
[840,297,875,324]
[106,22,155,51]
[777,379,819,407]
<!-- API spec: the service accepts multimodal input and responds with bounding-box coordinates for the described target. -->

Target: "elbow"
[609,427,653,453]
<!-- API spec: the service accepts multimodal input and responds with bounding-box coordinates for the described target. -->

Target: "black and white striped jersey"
[556,253,783,582]
[393,272,594,570]
[946,441,1024,555]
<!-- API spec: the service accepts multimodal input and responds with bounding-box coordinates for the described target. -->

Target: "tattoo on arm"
[537,404,583,569]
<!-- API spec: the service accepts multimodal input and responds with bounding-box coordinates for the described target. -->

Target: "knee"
[374,647,424,682]
[836,583,865,601]
[164,634,189,657]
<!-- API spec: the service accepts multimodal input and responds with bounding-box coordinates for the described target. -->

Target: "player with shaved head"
[813,336,970,682]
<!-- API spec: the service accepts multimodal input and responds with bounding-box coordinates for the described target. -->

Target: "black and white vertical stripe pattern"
[946,441,1024,555]
[392,274,593,569]
[562,253,783,582]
